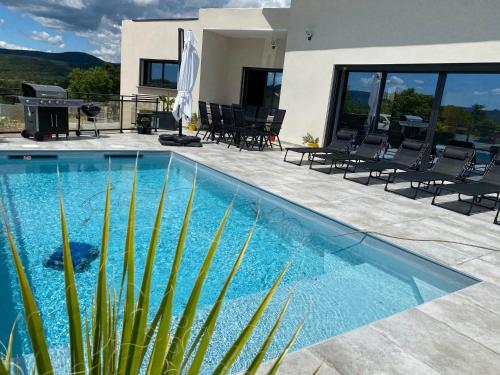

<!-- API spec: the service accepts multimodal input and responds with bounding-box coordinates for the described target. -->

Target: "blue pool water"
[0,151,477,372]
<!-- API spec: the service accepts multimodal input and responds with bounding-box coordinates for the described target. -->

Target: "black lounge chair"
[385,146,474,199]
[343,139,427,185]
[431,156,500,215]
[283,128,357,166]
[310,133,388,174]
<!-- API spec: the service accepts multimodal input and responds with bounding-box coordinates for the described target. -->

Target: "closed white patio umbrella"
[172,29,200,135]
[366,72,382,132]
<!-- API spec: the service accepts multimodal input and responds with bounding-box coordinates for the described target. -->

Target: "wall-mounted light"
[271,39,277,50]
[305,29,313,41]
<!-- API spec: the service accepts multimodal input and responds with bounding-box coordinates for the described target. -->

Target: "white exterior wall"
[120,7,289,111]
[120,19,201,99]
[279,0,500,144]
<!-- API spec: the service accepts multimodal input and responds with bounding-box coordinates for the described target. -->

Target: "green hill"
[0,48,115,89]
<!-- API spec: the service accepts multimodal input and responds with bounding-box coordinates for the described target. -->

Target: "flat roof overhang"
[204,28,287,39]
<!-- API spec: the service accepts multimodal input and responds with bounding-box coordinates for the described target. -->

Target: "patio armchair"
[309,133,388,174]
[284,128,357,166]
[385,146,474,199]
[218,105,237,144]
[343,139,428,185]
[208,103,223,141]
[260,109,286,151]
[196,101,211,140]
[431,155,500,215]
[244,105,258,122]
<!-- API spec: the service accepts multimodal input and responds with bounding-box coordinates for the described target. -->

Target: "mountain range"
[0,48,114,89]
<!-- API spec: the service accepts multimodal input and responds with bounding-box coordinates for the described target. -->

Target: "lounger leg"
[412,182,421,199]
[467,196,476,216]
[495,207,500,224]
[277,136,283,151]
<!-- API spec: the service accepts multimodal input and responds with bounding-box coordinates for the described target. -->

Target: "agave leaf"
[0,361,7,375]
[91,165,112,375]
[85,317,92,372]
[312,363,323,375]
[185,218,257,375]
[124,164,170,375]
[165,193,234,373]
[117,155,139,375]
[57,171,86,374]
[148,167,198,375]
[246,293,294,374]
[265,316,305,375]
[0,208,53,375]
[3,318,18,374]
[213,263,290,375]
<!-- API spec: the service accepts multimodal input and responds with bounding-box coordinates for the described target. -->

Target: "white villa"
[120,0,500,161]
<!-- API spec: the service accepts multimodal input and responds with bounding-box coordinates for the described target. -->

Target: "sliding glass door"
[241,68,283,109]
[379,73,438,148]
[329,64,500,168]
[436,74,500,166]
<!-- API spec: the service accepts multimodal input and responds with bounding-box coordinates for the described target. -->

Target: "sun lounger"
[283,128,357,166]
[343,139,427,185]
[385,146,474,199]
[310,133,388,174]
[432,155,500,215]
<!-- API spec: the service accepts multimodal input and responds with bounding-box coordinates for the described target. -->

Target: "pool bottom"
[0,150,479,374]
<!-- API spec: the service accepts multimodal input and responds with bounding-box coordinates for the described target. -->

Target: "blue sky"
[0,0,290,62]
[348,72,500,110]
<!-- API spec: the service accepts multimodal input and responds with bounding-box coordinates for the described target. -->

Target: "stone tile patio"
[2,130,500,374]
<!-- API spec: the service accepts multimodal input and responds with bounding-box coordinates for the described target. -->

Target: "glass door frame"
[240,67,284,109]
[326,63,500,167]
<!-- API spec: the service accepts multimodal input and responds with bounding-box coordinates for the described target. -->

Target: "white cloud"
[31,30,64,45]
[131,0,159,5]
[0,19,4,27]
[360,77,374,86]
[491,88,500,95]
[59,43,65,49]
[416,86,424,90]
[225,0,290,6]
[414,79,424,84]
[0,40,33,50]
[388,75,405,86]
[473,90,488,96]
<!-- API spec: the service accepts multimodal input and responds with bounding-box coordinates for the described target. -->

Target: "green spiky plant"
[0,157,304,375]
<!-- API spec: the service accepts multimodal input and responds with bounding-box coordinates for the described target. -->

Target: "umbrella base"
[159,134,202,147]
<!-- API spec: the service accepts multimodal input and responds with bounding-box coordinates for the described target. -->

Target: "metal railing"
[0,89,172,134]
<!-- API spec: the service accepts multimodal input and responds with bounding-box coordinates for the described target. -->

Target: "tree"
[68,66,114,101]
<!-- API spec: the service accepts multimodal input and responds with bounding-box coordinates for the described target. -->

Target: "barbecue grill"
[19,83,83,141]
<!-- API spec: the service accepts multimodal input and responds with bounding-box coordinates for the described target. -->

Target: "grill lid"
[22,83,68,99]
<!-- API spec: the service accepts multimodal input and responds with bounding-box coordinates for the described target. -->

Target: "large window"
[436,74,500,167]
[329,65,500,167]
[241,68,283,109]
[380,73,438,147]
[338,71,382,138]
[141,59,178,89]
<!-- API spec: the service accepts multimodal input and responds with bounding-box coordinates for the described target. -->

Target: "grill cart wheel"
[76,130,81,136]
[34,132,44,141]
[21,130,30,138]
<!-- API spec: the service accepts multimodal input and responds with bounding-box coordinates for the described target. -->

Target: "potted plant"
[158,95,177,130]
[188,113,198,132]
[302,133,320,148]
[136,111,153,134]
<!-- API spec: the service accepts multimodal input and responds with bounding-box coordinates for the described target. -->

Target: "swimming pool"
[0,151,478,373]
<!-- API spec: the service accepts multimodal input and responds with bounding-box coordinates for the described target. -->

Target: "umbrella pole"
[178,28,185,137]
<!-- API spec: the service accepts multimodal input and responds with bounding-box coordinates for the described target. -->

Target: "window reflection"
[436,74,500,168]
[339,72,381,139]
[380,73,438,148]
